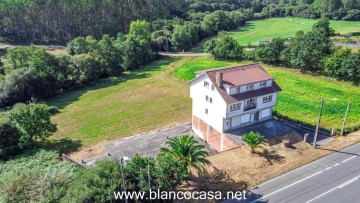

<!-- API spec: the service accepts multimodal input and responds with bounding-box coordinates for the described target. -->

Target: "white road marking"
[251,171,323,203]
[250,153,358,203]
[306,175,360,203]
[342,156,356,163]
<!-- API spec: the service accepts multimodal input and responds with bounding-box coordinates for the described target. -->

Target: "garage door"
[241,114,250,124]
[261,108,271,118]
[231,115,241,127]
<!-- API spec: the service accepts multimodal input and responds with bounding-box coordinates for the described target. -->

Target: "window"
[204,81,209,88]
[230,103,241,111]
[235,87,241,93]
[205,95,213,103]
[211,84,215,91]
[263,95,273,103]
[260,81,267,87]
[246,98,255,105]
[205,108,208,114]
[246,84,254,91]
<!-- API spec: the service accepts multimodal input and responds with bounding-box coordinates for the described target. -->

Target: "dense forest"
[0,0,359,43]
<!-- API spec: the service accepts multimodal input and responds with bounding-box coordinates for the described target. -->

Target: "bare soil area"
[187,130,360,194]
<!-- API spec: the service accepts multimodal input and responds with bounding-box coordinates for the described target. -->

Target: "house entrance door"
[254,111,260,122]
[224,119,231,131]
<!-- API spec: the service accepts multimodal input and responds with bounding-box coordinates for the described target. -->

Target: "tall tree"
[8,103,57,144]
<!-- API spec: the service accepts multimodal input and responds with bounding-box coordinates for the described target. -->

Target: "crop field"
[49,58,192,146]
[174,56,360,132]
[191,17,360,52]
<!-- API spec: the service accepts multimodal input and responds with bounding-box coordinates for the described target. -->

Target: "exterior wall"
[226,107,273,131]
[229,79,273,95]
[192,115,239,152]
[190,75,279,133]
[256,92,278,109]
[190,75,227,133]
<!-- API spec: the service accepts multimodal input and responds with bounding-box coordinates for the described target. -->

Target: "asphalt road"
[226,142,360,203]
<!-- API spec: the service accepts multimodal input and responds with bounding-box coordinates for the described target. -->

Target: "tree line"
[0,0,185,43]
[0,9,251,107]
[252,18,360,84]
[0,0,358,44]
[257,0,360,20]
[206,18,359,85]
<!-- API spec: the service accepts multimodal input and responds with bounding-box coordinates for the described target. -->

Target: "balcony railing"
[244,103,257,112]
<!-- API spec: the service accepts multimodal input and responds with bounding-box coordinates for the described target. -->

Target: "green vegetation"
[0,103,57,159]
[63,149,190,202]
[173,56,236,80]
[228,18,360,46]
[174,56,360,132]
[49,58,192,146]
[205,32,244,60]
[0,149,77,202]
[160,135,211,174]
[242,131,268,153]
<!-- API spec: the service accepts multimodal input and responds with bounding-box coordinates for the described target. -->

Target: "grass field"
[50,55,359,147]
[49,58,192,146]
[174,56,360,132]
[191,17,360,52]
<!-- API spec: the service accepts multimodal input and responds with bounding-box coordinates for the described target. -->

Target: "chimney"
[216,72,223,88]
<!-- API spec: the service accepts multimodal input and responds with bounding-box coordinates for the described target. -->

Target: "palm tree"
[242,131,268,153]
[160,135,211,174]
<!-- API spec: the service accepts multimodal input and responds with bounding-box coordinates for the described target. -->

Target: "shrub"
[0,118,23,160]
[0,149,77,202]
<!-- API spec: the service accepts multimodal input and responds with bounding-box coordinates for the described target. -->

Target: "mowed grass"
[174,56,360,131]
[191,17,360,51]
[230,17,360,45]
[49,58,192,146]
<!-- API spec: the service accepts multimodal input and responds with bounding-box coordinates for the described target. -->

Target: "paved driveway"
[225,119,334,146]
[83,122,216,166]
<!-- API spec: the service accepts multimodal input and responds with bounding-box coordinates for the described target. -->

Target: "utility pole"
[313,97,324,148]
[340,102,351,136]
[147,164,151,189]
[120,157,128,203]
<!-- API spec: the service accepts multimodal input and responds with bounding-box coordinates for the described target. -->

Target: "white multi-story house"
[189,63,281,149]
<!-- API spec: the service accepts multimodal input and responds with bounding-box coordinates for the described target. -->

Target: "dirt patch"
[47,48,66,55]
[188,130,360,193]
[68,142,106,161]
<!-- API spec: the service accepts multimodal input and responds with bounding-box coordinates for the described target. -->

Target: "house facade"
[189,63,281,146]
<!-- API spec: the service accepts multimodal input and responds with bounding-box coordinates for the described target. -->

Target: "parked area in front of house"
[78,118,334,167]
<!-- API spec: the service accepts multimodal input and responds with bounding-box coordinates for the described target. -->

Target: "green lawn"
[49,55,359,146]
[49,58,192,146]
[174,56,360,132]
[191,17,360,52]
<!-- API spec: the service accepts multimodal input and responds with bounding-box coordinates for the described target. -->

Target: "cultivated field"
[174,56,360,132]
[49,58,192,146]
[191,17,360,52]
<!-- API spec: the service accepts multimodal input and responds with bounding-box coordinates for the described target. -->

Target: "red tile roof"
[199,63,274,87]
[197,63,281,104]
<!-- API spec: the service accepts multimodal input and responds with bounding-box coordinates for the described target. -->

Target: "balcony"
[244,103,257,112]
